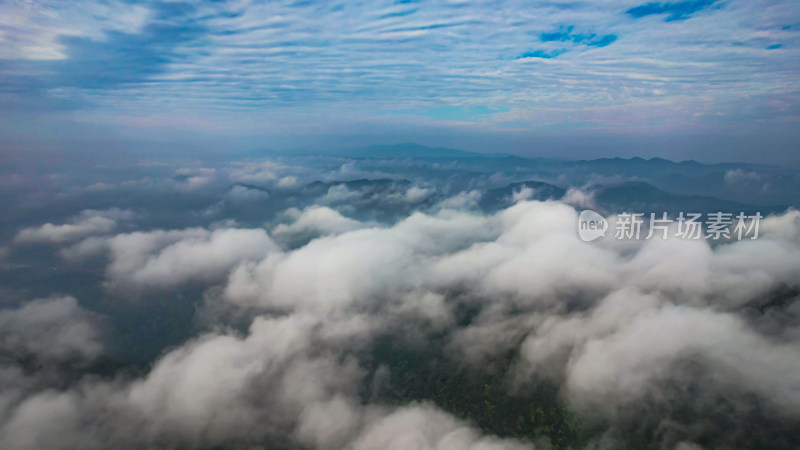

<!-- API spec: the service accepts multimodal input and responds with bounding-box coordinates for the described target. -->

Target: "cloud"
[228,161,284,185]
[2,0,799,162]
[0,296,104,363]
[14,208,133,244]
[224,208,498,312]
[3,199,800,448]
[724,168,762,185]
[3,2,203,91]
[563,301,800,416]
[403,186,432,203]
[0,310,527,449]
[331,162,397,181]
[0,313,359,448]
[511,186,536,203]
[562,188,596,209]
[278,176,299,188]
[222,184,271,203]
[178,175,215,191]
[348,403,532,450]
[223,201,800,427]
[436,189,482,210]
[88,227,280,289]
[0,1,151,61]
[272,206,365,246]
[322,185,362,204]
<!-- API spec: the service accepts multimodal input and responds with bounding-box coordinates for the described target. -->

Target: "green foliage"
[364,335,593,448]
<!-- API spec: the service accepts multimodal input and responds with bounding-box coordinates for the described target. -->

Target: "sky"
[1,0,798,163]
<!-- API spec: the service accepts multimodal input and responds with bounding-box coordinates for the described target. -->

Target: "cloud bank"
[2,197,800,448]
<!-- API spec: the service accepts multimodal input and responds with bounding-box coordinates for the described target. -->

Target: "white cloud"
[272,206,365,245]
[4,200,800,448]
[228,161,284,184]
[14,208,133,244]
[278,176,299,188]
[104,227,279,289]
[404,186,431,203]
[348,403,532,450]
[563,302,800,416]
[0,311,526,449]
[322,185,361,204]
[178,175,215,191]
[562,188,595,209]
[724,168,763,185]
[511,186,535,203]
[2,0,799,162]
[223,185,270,202]
[437,190,482,210]
[0,296,103,362]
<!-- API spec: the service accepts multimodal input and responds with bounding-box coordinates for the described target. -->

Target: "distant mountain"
[243,143,505,159]
[301,178,412,196]
[574,157,773,179]
[242,144,774,169]
[232,145,797,209]
[591,181,781,215]
[230,179,413,199]
[340,143,487,158]
[478,179,783,216]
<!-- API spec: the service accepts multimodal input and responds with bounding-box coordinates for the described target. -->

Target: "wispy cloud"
[0,0,798,159]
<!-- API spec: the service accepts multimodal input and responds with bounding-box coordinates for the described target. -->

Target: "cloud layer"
[1,1,798,161]
[2,196,800,448]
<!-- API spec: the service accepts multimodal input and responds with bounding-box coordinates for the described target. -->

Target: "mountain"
[478,179,783,216]
[242,143,504,159]
[301,178,411,196]
[339,143,488,158]
[591,181,780,215]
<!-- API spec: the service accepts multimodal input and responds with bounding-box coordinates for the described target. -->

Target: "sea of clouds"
[2,189,800,448]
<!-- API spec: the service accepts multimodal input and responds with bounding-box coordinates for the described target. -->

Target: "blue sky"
[0,0,798,162]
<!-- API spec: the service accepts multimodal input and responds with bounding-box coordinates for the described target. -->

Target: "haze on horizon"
[1,0,799,164]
